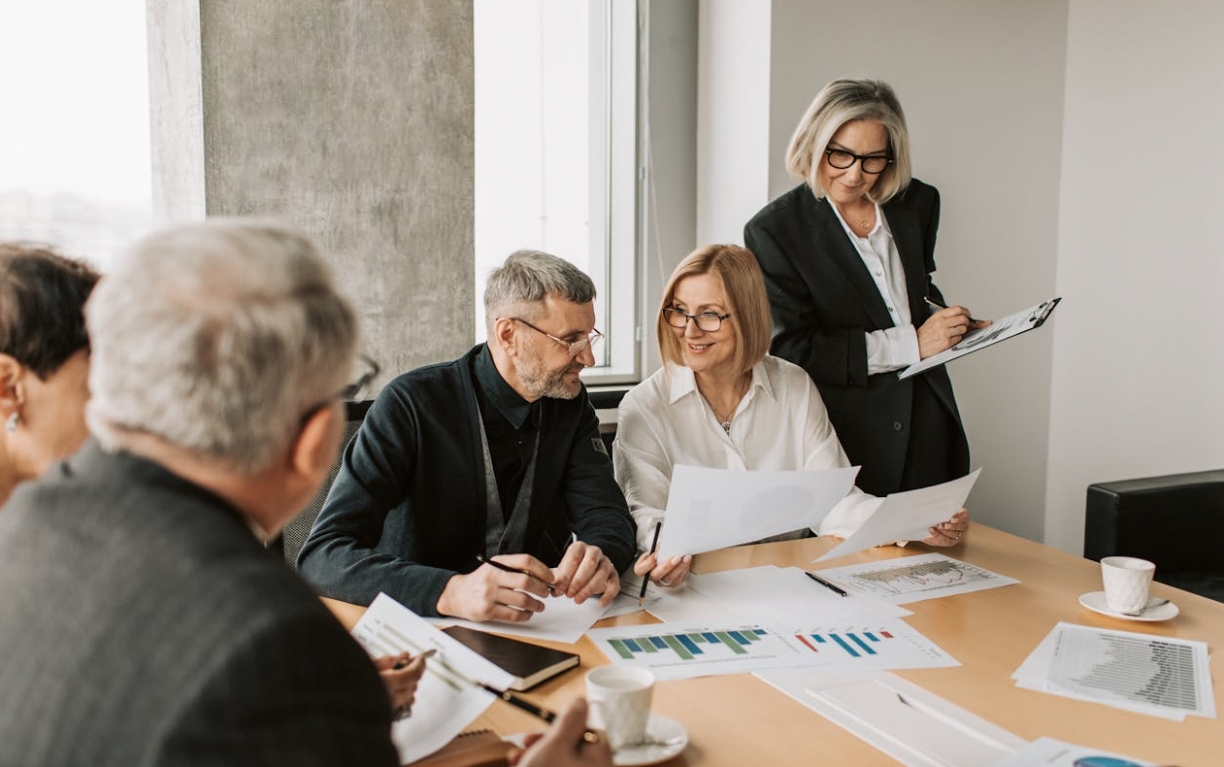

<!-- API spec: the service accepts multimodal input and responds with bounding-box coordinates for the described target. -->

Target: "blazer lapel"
[802,194,894,330]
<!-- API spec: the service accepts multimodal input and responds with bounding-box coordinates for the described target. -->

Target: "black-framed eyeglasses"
[299,354,380,426]
[510,317,603,357]
[663,307,732,333]
[824,148,892,175]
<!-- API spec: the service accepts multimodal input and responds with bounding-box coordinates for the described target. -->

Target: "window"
[474,0,640,383]
[0,0,152,271]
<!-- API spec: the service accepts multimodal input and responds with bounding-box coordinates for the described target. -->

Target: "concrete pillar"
[147,0,475,383]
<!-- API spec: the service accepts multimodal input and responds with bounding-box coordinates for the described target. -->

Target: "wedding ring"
[582,731,602,745]
[953,531,963,541]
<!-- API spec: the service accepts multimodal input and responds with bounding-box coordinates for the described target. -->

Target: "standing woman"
[0,244,98,507]
[744,79,988,498]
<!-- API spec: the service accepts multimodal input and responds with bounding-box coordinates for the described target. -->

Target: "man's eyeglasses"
[663,307,732,333]
[299,354,380,426]
[510,318,603,357]
[824,148,892,175]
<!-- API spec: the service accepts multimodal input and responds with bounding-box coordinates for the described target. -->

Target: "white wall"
[1044,0,1224,553]
[694,0,772,246]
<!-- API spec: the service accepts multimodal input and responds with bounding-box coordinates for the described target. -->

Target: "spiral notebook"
[442,625,580,691]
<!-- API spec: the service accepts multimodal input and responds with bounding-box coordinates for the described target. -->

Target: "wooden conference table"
[325,525,1224,766]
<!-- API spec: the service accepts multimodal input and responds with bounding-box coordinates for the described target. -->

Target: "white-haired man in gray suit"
[0,220,610,767]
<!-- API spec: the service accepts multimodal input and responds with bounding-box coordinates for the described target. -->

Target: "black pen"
[805,570,848,597]
[476,555,556,593]
[923,296,982,325]
[479,683,602,744]
[639,521,663,605]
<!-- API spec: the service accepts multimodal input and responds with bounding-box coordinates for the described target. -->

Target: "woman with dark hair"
[0,243,99,506]
[745,79,990,499]
[614,244,968,588]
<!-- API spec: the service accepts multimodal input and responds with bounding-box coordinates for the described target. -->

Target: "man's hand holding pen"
[919,296,991,359]
[437,553,557,623]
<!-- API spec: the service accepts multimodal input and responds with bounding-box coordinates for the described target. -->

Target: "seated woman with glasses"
[613,244,969,587]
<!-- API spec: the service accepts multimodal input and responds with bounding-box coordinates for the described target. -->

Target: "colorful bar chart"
[606,628,769,661]
[794,630,896,658]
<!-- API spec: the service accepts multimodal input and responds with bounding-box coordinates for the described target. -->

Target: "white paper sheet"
[656,464,859,559]
[434,591,610,644]
[813,553,1018,604]
[590,612,955,681]
[1012,622,1215,721]
[755,670,1026,767]
[989,737,1155,767]
[352,594,515,764]
[681,565,911,624]
[816,469,981,562]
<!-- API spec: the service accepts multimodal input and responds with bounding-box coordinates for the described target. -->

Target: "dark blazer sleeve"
[558,392,636,573]
[297,382,458,615]
[744,214,870,388]
[160,606,398,766]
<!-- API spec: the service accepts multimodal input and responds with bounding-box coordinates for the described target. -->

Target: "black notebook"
[442,625,580,691]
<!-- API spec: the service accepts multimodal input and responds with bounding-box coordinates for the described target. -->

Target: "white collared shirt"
[828,200,921,373]
[613,356,882,551]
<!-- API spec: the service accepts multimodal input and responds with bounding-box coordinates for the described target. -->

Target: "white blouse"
[612,355,883,552]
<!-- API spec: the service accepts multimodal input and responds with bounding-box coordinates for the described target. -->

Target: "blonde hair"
[657,244,771,377]
[785,78,913,204]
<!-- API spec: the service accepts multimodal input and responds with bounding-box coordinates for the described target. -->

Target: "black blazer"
[744,179,968,495]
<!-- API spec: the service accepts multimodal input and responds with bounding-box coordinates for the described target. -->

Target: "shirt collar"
[474,344,536,429]
[665,359,775,405]
[828,199,891,240]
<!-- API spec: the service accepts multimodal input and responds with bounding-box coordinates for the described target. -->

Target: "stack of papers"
[1013,622,1215,721]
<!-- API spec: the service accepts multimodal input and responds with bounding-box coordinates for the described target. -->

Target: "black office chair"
[1084,469,1224,604]
[274,399,373,568]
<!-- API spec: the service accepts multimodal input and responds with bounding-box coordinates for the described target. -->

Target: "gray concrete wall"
[149,0,474,384]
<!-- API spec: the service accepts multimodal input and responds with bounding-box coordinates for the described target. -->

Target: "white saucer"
[1078,591,1178,622]
[613,714,688,767]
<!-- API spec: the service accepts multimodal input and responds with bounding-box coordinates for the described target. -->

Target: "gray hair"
[483,249,596,332]
[85,219,359,473]
[786,78,913,204]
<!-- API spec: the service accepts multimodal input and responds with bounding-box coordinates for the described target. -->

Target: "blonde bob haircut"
[657,244,772,377]
[785,78,913,204]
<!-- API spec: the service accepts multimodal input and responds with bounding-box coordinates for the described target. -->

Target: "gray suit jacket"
[0,441,399,767]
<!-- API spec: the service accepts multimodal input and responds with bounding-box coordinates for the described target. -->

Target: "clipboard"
[899,297,1061,380]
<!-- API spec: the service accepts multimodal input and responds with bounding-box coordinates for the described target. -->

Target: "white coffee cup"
[1100,556,1156,613]
[585,666,654,750]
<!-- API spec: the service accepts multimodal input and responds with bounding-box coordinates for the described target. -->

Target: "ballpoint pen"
[804,570,848,597]
[639,521,663,606]
[923,296,982,325]
[476,554,557,593]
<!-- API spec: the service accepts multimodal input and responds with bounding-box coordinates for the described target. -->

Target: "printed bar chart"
[607,628,768,661]
[793,630,897,658]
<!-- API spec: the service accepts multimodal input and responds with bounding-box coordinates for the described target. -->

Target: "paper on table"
[656,464,859,559]
[816,469,981,562]
[1012,621,1215,721]
[435,592,609,644]
[352,593,514,765]
[679,565,911,625]
[989,737,1156,767]
[754,670,1026,767]
[812,553,1018,604]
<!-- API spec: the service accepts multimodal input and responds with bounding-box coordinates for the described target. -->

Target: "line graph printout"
[813,553,1018,604]
[1014,622,1215,721]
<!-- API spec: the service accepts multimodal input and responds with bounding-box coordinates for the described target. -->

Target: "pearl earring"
[4,413,20,434]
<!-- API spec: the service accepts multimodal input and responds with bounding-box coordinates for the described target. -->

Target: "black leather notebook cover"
[442,625,580,691]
